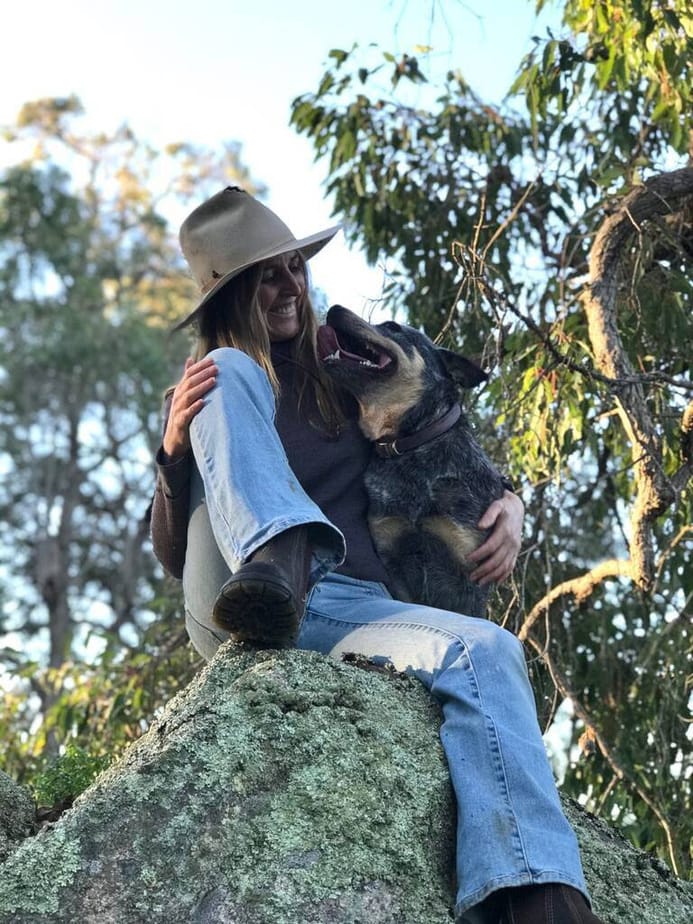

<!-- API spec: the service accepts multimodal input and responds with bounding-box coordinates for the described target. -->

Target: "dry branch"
[582,167,693,591]
[518,559,632,642]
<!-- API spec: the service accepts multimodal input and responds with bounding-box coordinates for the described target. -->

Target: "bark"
[581,166,693,592]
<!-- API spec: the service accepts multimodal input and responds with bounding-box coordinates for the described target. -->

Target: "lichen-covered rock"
[0,770,35,863]
[0,645,691,923]
[0,646,456,923]
[562,799,693,923]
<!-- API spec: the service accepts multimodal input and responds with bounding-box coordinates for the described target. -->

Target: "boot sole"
[212,565,300,648]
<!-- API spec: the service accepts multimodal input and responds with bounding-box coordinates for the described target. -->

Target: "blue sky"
[1,0,558,313]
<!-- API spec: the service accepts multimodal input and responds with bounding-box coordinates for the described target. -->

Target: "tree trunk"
[581,166,693,592]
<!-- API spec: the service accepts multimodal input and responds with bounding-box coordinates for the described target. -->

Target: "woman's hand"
[162,357,218,461]
[467,491,524,586]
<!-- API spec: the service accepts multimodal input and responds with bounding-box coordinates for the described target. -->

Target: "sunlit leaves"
[1,619,201,799]
[0,100,260,787]
[516,0,692,185]
[292,47,531,335]
[292,5,692,876]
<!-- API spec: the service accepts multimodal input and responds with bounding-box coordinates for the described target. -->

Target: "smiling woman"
[258,251,306,341]
[149,186,602,924]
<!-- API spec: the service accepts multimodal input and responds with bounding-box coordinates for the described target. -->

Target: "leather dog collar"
[374,404,461,458]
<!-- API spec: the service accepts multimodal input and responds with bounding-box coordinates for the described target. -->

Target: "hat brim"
[172,224,341,331]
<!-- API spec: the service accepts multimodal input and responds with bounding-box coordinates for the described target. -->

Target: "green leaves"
[0,98,258,792]
[328,48,349,66]
[291,4,692,876]
[31,744,110,808]
[1,619,202,796]
[291,56,530,333]
[515,0,693,188]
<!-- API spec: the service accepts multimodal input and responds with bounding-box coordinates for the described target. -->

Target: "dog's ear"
[437,348,489,388]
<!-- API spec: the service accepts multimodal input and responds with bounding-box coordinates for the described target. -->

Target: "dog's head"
[317,305,487,440]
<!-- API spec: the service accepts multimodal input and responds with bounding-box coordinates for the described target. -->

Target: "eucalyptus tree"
[290,0,692,874]
[0,97,259,762]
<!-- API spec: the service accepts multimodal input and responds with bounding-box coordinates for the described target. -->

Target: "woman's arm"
[467,490,524,585]
[162,356,218,459]
[151,451,193,579]
[150,357,218,578]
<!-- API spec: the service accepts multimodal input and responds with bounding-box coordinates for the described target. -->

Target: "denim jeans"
[183,347,589,921]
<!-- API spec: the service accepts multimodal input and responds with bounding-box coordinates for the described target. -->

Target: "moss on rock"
[563,799,693,924]
[0,647,456,923]
[0,770,35,864]
[0,645,691,923]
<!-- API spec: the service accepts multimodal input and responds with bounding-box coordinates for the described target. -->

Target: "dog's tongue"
[316,324,340,361]
[317,323,392,369]
[317,324,363,363]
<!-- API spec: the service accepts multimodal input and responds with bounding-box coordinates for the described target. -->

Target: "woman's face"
[258,251,306,341]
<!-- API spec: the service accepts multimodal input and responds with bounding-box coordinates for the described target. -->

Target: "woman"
[151,186,602,924]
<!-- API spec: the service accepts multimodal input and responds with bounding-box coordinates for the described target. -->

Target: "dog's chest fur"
[364,424,504,617]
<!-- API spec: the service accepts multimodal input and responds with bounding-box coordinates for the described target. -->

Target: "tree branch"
[526,634,681,876]
[581,166,693,591]
[517,559,632,642]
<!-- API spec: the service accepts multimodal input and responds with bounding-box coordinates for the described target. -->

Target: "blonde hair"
[186,257,346,434]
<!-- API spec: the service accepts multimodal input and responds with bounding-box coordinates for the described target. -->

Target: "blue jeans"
[183,347,589,921]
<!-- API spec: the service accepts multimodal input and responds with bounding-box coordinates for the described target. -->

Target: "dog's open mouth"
[317,325,393,371]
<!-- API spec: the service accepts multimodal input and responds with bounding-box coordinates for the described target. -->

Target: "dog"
[317,304,507,617]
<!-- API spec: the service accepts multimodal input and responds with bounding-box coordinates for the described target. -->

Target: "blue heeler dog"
[317,305,508,617]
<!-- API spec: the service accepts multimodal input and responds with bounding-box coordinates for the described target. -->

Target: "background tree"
[290,0,692,874]
[0,96,261,777]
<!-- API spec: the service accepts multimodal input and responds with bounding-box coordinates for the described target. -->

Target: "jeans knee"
[457,618,525,667]
[207,346,259,376]
[493,619,525,653]
[206,347,274,405]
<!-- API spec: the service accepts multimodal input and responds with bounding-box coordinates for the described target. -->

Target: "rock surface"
[0,645,691,923]
[0,770,35,864]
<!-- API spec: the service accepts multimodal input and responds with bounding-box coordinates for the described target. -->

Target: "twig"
[480,279,693,392]
[482,177,539,258]
[518,559,632,642]
[526,634,681,876]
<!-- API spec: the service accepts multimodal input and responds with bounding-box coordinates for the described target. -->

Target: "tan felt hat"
[174,186,341,330]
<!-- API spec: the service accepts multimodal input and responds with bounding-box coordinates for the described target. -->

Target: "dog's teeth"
[323,348,379,367]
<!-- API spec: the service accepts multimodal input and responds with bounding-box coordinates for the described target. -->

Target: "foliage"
[529,0,692,156]
[0,98,254,790]
[30,743,110,808]
[290,1,693,876]
[1,616,202,802]
[0,96,256,663]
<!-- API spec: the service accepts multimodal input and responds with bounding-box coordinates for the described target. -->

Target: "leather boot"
[212,526,311,648]
[502,884,603,923]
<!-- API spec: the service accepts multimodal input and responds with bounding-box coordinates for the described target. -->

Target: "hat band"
[196,233,311,296]
[200,276,222,295]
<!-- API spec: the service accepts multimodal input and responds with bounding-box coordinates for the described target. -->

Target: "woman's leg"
[182,460,233,660]
[185,347,345,646]
[188,346,344,580]
[299,573,590,923]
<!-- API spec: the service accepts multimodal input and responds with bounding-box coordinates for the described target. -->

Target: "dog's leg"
[420,516,490,617]
[420,516,485,568]
[368,514,412,554]
[368,514,416,601]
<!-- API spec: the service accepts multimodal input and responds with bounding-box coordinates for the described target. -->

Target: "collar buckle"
[374,439,401,458]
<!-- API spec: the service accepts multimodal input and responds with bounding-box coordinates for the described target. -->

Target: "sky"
[0,0,559,317]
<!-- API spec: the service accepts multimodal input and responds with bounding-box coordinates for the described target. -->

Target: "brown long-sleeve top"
[150,340,391,586]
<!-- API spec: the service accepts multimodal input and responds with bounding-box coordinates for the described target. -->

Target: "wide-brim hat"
[173,186,341,330]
